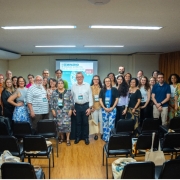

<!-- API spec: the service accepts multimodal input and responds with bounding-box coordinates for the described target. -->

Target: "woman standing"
[175,83,180,117]
[168,74,180,120]
[50,79,74,146]
[124,73,132,86]
[90,75,103,140]
[47,78,57,119]
[149,77,156,90]
[107,73,117,87]
[126,78,142,129]
[99,77,118,142]
[1,78,15,127]
[26,74,34,88]
[12,76,18,90]
[115,75,129,126]
[43,77,48,90]
[138,76,151,126]
[8,76,29,122]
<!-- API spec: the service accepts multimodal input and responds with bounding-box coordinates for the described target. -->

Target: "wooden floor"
[25,135,173,179]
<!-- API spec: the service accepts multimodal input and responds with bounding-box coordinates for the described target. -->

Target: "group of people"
[0,66,180,145]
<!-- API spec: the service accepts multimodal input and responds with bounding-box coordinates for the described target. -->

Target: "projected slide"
[56,60,98,88]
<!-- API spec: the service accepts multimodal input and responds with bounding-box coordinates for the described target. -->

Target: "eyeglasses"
[105,80,110,82]
[93,79,99,80]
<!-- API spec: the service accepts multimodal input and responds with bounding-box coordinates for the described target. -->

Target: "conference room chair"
[103,134,132,179]
[23,135,54,179]
[36,120,59,157]
[0,121,12,136]
[0,136,24,161]
[121,161,155,179]
[1,162,45,179]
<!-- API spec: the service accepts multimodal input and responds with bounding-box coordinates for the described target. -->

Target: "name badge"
[78,94,83,100]
[58,98,63,107]
[42,98,47,102]
[105,97,110,108]
[94,95,99,102]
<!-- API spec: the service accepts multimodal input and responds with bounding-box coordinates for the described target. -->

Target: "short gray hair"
[76,72,84,78]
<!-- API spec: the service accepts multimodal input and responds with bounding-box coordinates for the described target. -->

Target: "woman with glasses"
[99,77,118,142]
[8,76,29,122]
[26,74,34,88]
[90,75,103,140]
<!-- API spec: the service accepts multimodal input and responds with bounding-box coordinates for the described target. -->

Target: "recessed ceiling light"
[1,26,76,29]
[84,45,124,47]
[89,25,162,30]
[35,45,76,48]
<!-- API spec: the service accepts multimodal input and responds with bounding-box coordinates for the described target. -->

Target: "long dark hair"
[103,77,111,91]
[107,72,117,86]
[117,75,129,97]
[138,76,150,91]
[168,74,180,84]
[90,75,103,88]
[17,76,26,87]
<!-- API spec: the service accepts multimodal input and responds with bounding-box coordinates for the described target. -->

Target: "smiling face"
[157,74,164,84]
[6,79,12,88]
[50,79,56,88]
[0,75,4,84]
[104,77,111,88]
[140,77,147,85]
[171,75,177,84]
[149,77,155,86]
[56,70,62,79]
[118,66,125,74]
[130,79,137,88]
[76,73,84,84]
[117,76,123,85]
[57,81,64,90]
[18,78,25,88]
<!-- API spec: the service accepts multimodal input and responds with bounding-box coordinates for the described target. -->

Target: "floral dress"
[50,89,74,132]
[175,83,180,117]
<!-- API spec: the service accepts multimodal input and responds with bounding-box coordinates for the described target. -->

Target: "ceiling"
[0,0,180,55]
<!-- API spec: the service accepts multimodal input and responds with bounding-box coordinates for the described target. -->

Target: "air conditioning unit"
[88,0,110,5]
[0,49,21,60]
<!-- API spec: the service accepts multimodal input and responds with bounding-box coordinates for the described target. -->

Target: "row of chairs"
[103,133,180,178]
[0,135,54,179]
[0,119,59,157]
[112,159,180,179]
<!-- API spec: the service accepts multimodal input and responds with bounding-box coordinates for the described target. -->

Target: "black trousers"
[115,106,126,127]
[75,103,89,139]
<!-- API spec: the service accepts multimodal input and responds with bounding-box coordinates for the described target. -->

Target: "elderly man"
[71,72,93,145]
[27,75,49,130]
[42,69,50,78]
[115,66,125,78]
[6,70,12,79]
[55,69,68,89]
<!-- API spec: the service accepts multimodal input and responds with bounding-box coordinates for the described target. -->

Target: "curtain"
[159,52,180,82]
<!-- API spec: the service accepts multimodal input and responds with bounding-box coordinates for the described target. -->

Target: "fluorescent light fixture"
[84,45,124,47]
[89,25,162,30]
[1,26,76,29]
[35,45,76,48]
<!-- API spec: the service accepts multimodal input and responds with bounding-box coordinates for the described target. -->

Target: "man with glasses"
[71,72,93,145]
[42,69,50,82]
[152,73,171,125]
[6,70,12,79]
[27,75,49,131]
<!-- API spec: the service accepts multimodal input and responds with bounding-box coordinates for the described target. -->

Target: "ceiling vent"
[88,0,110,5]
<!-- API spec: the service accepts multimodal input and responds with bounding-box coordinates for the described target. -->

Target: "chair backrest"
[169,117,180,131]
[0,116,11,134]
[159,160,180,179]
[1,162,37,179]
[13,121,32,138]
[108,134,132,151]
[36,120,57,137]
[121,161,155,179]
[141,118,159,134]
[136,133,159,150]
[23,135,48,152]
[116,119,134,133]
[0,121,10,135]
[0,136,20,154]
[162,132,180,149]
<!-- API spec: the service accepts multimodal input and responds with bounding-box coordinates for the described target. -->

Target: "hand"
[175,104,178,111]
[68,110,72,117]
[158,106,162,112]
[122,109,127,115]
[52,111,56,117]
[132,108,135,114]
[16,102,24,107]
[86,108,91,116]
[140,105,145,109]
[30,110,35,118]
[73,109,76,116]
[104,108,110,112]
[91,107,95,112]
[109,107,113,112]
[156,103,161,108]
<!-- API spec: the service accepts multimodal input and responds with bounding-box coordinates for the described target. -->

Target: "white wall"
[0,60,8,76]
[3,54,159,81]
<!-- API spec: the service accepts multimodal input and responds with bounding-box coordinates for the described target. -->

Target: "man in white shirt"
[115,66,125,78]
[71,72,93,145]
[27,75,49,131]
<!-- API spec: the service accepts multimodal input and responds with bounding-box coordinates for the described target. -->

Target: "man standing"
[115,66,125,78]
[42,69,50,81]
[6,70,12,79]
[152,73,171,125]
[137,70,144,80]
[27,75,49,131]
[0,74,4,116]
[55,69,68,89]
[71,72,93,145]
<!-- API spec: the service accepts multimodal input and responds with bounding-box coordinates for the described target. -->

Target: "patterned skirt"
[12,106,30,122]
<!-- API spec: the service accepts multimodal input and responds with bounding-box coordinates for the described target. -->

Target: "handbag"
[88,114,99,135]
[112,158,136,179]
[145,132,165,166]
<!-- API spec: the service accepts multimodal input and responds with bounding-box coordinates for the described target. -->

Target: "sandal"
[66,140,71,146]
[58,137,64,144]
